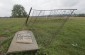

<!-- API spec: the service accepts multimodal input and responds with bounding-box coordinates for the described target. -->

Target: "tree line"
[75,14,85,17]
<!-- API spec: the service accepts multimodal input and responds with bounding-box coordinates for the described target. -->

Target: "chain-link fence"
[25,8,77,47]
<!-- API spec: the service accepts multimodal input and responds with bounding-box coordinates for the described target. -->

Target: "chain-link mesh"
[26,9,77,47]
[27,9,76,26]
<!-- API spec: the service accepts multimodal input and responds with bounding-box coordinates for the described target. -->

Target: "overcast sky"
[0,0,85,17]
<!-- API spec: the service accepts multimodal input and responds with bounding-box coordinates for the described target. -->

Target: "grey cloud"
[0,0,14,17]
[61,0,80,7]
[0,0,85,17]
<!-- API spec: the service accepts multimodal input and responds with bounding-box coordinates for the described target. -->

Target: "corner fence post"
[25,7,32,25]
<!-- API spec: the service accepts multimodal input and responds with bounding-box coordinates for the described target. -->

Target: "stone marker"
[7,30,39,54]
[16,31,33,44]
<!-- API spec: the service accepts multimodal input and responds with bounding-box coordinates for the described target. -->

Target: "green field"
[0,17,85,55]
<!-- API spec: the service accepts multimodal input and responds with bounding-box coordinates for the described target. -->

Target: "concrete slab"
[7,30,39,53]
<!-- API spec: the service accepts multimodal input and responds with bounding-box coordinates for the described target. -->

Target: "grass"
[0,17,85,55]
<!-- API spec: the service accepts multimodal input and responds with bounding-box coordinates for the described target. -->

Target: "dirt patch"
[0,37,7,42]
[0,37,7,55]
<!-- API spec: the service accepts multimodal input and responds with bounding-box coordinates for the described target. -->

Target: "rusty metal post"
[25,7,32,25]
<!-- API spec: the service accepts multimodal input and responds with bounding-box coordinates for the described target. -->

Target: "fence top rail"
[32,9,77,11]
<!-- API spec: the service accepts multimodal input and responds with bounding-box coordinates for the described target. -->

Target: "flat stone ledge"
[7,30,39,54]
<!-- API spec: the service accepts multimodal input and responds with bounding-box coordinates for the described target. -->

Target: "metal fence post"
[25,7,32,25]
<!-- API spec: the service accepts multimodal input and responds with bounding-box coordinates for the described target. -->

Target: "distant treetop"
[11,4,27,18]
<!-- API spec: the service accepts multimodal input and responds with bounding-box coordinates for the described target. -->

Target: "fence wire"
[26,9,77,47]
